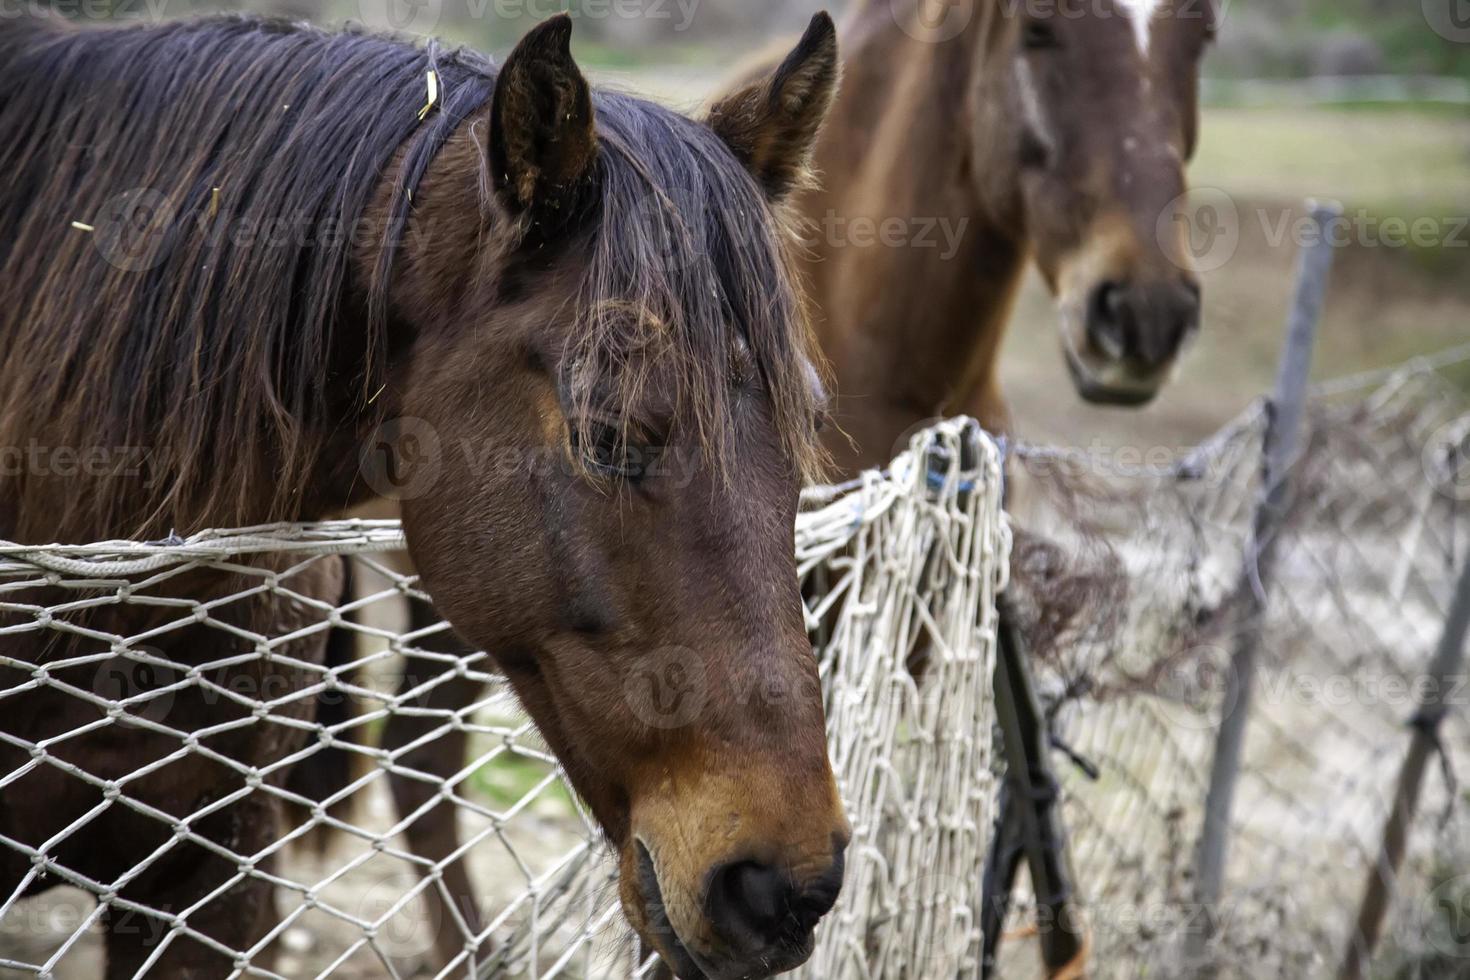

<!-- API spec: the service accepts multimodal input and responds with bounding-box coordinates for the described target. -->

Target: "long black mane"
[0,14,818,539]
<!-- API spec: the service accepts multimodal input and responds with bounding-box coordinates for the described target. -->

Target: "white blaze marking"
[1013,59,1055,155]
[1116,0,1164,54]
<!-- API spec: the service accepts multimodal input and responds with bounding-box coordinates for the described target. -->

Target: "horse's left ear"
[707,12,839,200]
[490,14,599,224]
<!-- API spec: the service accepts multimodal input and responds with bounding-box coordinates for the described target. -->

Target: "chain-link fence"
[997,354,1470,979]
[0,419,1007,980]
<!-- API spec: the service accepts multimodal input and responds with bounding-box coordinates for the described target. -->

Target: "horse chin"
[1062,344,1167,407]
[1055,309,1168,407]
[630,841,710,979]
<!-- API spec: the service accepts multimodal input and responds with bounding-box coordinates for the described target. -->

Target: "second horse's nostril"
[1088,280,1128,361]
[707,860,791,951]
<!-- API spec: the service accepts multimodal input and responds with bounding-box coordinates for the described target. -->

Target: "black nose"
[1086,277,1200,370]
[705,846,846,955]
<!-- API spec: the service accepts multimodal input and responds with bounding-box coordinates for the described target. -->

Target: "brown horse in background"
[0,12,845,978]
[793,0,1215,473]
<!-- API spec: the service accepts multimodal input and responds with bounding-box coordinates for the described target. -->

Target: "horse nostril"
[1160,279,1202,360]
[792,841,845,931]
[706,860,792,952]
[1179,279,1203,329]
[1086,279,1128,361]
[1182,277,1202,305]
[706,845,846,956]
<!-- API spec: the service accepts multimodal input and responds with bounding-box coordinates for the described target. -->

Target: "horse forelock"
[566,92,826,486]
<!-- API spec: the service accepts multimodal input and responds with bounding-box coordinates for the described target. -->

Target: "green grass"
[465,739,575,812]
[1193,107,1470,217]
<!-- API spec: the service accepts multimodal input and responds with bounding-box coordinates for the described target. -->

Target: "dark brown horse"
[791,0,1215,474]
[0,12,846,978]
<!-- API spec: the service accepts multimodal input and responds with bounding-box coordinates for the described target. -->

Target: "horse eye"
[1021,20,1059,49]
[570,420,650,481]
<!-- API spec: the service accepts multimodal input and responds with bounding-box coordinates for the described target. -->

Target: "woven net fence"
[996,355,1470,979]
[0,418,1007,980]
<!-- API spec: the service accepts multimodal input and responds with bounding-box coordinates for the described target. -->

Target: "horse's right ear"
[707,12,839,200]
[490,14,599,226]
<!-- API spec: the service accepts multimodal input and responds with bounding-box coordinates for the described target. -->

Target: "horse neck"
[806,1,1026,463]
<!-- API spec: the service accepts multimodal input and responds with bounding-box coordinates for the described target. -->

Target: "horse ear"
[490,14,598,223]
[706,12,839,200]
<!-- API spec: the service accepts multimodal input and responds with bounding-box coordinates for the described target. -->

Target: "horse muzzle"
[629,835,847,980]
[1060,275,1200,406]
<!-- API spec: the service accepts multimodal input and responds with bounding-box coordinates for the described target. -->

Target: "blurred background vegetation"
[53,0,1470,80]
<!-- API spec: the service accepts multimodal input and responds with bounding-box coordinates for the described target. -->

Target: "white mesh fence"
[0,418,1007,980]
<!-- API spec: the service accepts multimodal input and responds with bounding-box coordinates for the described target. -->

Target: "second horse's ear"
[490,14,599,228]
[706,12,839,201]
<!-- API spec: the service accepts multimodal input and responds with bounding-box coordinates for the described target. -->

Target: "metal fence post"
[1339,555,1470,979]
[1186,201,1342,966]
